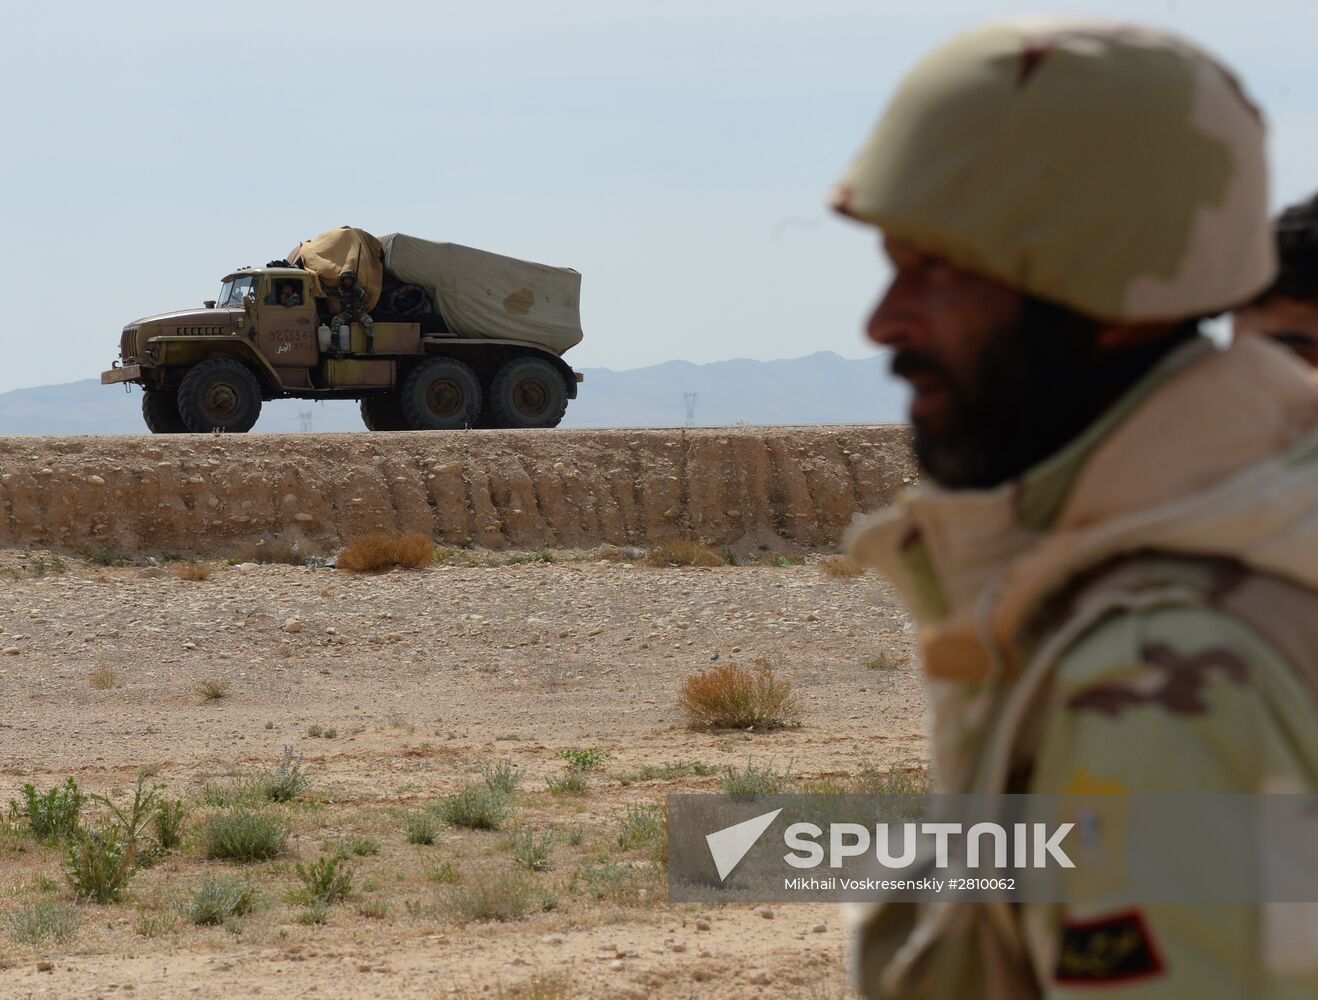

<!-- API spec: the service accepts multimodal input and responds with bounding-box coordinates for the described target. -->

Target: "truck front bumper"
[101,364,143,385]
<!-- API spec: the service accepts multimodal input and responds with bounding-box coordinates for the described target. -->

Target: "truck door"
[256,277,318,366]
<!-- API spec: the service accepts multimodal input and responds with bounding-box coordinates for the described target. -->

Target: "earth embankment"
[0,425,914,557]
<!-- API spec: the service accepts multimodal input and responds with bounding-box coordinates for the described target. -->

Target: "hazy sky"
[2,1,1315,394]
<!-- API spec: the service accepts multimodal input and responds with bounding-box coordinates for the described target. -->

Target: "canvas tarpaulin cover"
[288,226,385,309]
[380,233,583,355]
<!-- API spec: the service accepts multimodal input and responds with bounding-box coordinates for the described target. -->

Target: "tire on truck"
[176,358,263,433]
[487,357,568,429]
[360,391,409,431]
[400,357,482,430]
[141,389,188,434]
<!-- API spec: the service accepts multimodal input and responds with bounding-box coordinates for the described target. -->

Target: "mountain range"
[0,351,906,435]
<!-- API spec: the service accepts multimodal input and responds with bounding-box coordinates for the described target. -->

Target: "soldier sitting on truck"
[330,268,374,353]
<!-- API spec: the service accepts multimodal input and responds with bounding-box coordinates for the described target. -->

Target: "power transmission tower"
[298,409,315,433]
[683,392,698,427]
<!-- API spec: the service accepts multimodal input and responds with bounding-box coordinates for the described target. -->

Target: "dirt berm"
[0,426,915,557]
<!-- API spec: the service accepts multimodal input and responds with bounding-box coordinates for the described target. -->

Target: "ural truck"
[101,230,584,433]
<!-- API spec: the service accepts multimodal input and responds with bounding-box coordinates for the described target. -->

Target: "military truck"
[101,231,585,433]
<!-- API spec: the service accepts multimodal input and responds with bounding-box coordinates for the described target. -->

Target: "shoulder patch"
[1055,910,1164,985]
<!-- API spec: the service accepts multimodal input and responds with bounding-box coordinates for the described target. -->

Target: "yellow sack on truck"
[288,226,385,310]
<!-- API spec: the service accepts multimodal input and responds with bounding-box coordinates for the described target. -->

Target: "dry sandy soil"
[0,546,926,999]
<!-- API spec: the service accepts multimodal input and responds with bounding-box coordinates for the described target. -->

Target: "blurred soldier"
[331,267,374,353]
[835,20,1318,999]
[277,281,302,307]
[1235,192,1318,366]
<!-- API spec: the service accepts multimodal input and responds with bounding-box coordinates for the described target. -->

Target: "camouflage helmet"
[831,19,1275,322]
[340,268,357,283]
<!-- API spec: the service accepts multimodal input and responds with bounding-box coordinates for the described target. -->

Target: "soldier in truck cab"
[330,268,375,353]
[278,281,302,307]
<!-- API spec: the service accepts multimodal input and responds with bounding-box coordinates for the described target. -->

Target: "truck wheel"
[177,359,263,433]
[488,358,568,429]
[400,358,481,430]
[360,392,409,431]
[141,390,188,434]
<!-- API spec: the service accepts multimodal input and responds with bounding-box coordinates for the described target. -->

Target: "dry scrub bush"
[502,972,573,1000]
[644,541,723,568]
[4,901,80,944]
[447,869,536,923]
[173,561,212,581]
[865,650,906,671]
[338,533,435,573]
[357,898,390,919]
[184,874,257,925]
[678,661,801,730]
[195,678,231,702]
[821,555,864,579]
[574,861,659,906]
[89,666,119,690]
[852,765,933,797]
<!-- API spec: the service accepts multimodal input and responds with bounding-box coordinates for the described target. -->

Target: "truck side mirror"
[204,300,216,309]
[243,292,256,310]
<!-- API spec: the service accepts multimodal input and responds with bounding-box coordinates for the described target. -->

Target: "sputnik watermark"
[706,811,1073,883]
[668,794,1318,903]
[783,820,1075,870]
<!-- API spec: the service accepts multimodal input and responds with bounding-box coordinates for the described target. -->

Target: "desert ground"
[0,428,925,999]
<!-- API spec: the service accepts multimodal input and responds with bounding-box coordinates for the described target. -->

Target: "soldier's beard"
[897,299,1196,491]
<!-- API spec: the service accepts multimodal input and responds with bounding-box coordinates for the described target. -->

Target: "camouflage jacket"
[848,335,1318,998]
[336,282,368,320]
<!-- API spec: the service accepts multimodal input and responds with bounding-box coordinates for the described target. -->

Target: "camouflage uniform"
[835,20,1318,999]
[330,269,374,351]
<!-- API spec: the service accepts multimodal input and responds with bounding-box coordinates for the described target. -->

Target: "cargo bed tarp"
[289,226,384,310]
[381,234,583,355]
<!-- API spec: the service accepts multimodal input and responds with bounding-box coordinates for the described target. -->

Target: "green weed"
[505,827,556,872]
[65,826,136,903]
[4,901,80,944]
[545,771,588,797]
[295,855,353,905]
[152,798,188,851]
[183,874,257,926]
[555,748,612,772]
[200,810,288,863]
[9,778,84,842]
[481,759,522,795]
[439,787,514,831]
[405,812,439,845]
[719,760,794,798]
[330,835,379,860]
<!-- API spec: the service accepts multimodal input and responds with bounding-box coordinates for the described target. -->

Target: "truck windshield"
[216,275,258,308]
